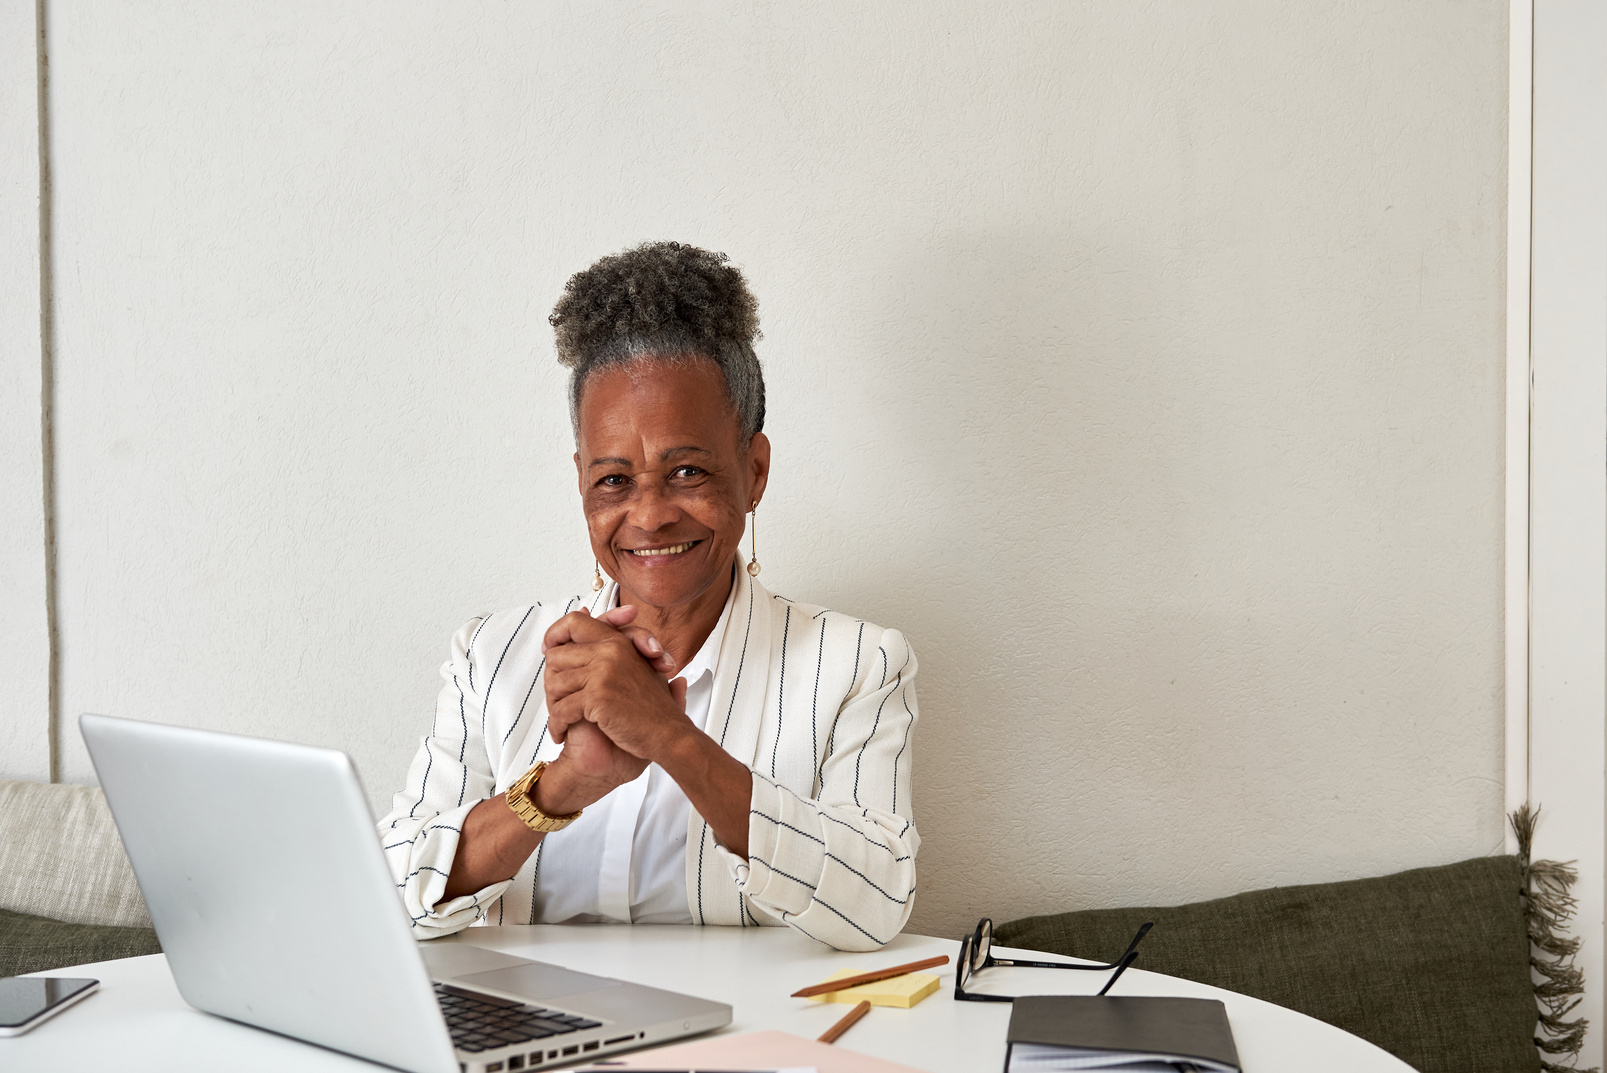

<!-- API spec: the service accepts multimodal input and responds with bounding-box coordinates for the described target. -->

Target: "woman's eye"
[672,466,705,479]
[598,474,630,488]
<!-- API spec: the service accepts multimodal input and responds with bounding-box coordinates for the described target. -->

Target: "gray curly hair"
[550,241,765,446]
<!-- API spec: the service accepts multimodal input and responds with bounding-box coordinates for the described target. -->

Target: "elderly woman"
[379,242,918,952]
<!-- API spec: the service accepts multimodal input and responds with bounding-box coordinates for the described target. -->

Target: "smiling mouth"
[626,540,702,557]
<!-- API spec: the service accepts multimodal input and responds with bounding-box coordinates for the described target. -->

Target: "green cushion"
[0,906,161,977]
[996,856,1537,1073]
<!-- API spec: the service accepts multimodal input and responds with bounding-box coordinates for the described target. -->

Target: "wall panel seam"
[35,0,59,784]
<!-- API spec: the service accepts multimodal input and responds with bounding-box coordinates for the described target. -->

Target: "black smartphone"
[0,976,99,1036]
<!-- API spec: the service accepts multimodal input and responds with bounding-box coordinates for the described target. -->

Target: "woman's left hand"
[544,604,678,676]
[542,606,754,860]
[542,609,694,764]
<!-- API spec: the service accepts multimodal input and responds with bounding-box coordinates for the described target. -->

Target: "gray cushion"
[0,907,160,977]
[996,856,1537,1073]
[0,779,150,928]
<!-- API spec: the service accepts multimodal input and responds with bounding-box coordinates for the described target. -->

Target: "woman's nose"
[628,482,681,531]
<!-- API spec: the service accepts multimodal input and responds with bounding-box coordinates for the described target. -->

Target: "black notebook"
[1004,996,1241,1072]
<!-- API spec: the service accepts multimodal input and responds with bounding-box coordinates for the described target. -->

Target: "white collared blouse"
[378,560,920,952]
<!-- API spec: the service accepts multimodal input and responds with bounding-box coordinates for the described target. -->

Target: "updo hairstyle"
[550,241,765,446]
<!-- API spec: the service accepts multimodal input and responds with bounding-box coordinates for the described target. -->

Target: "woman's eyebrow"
[587,447,712,469]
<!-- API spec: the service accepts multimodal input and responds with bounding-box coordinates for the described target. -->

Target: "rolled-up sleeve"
[732,627,921,951]
[377,616,512,938]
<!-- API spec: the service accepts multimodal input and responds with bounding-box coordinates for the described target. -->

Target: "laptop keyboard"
[435,983,603,1054]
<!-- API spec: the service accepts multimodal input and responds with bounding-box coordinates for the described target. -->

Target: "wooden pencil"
[817,999,872,1044]
[790,954,950,998]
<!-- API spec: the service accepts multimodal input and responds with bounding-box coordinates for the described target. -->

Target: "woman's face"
[574,358,770,611]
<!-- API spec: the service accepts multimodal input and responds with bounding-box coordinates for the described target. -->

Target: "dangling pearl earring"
[593,560,605,592]
[746,500,761,577]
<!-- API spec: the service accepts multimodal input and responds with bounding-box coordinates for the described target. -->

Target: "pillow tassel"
[1512,803,1599,1073]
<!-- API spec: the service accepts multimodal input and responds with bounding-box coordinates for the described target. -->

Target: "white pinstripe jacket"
[377,562,921,952]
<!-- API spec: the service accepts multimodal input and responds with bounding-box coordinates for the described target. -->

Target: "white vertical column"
[0,0,51,784]
[1529,1,1607,1067]
[1505,0,1532,852]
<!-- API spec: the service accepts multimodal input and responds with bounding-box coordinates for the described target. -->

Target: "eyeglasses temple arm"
[1121,921,1155,959]
[994,920,1154,972]
[1096,950,1139,996]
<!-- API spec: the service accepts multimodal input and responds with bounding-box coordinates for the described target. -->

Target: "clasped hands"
[534,606,699,816]
[442,602,752,900]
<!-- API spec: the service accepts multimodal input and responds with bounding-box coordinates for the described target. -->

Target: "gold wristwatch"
[505,761,583,833]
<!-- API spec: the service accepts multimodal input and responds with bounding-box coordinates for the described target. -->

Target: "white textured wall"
[0,0,49,783]
[29,1,1507,938]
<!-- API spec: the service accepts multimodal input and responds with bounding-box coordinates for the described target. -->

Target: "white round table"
[7,925,1416,1072]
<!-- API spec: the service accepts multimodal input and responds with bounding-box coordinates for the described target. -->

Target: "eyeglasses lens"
[972,919,992,973]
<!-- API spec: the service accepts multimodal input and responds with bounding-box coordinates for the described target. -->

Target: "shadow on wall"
[824,227,1211,938]
[822,225,1481,940]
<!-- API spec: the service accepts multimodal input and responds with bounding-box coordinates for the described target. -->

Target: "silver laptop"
[80,713,731,1073]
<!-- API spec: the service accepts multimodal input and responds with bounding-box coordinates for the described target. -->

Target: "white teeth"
[631,542,695,556]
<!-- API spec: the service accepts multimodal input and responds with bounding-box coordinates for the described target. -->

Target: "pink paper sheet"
[577,1029,931,1072]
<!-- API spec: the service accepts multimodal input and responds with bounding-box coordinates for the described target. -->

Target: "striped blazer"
[378,562,921,952]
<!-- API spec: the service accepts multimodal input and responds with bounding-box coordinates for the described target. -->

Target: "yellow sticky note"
[805,968,940,1008]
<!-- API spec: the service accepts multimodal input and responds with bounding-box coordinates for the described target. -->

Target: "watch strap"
[506,761,582,833]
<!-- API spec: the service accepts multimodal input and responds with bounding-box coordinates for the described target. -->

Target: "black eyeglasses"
[954,917,1153,1002]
